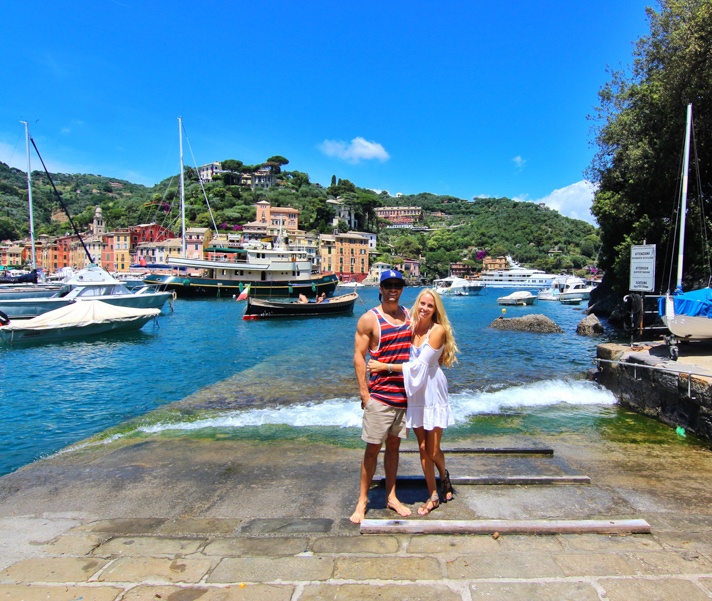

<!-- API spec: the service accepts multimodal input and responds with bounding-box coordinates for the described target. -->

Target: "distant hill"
[0,161,598,278]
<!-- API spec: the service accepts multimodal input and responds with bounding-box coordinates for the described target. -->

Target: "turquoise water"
[0,287,693,476]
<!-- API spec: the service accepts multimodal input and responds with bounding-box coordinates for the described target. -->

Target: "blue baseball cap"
[380,269,405,285]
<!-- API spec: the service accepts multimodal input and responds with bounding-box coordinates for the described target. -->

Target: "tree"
[0,217,18,241]
[265,156,289,174]
[588,0,712,295]
[221,159,243,172]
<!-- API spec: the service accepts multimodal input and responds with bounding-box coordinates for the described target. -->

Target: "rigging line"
[180,122,220,238]
[29,137,93,265]
[2,129,24,170]
[691,126,712,284]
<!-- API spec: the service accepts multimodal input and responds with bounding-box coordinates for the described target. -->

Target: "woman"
[368,288,459,515]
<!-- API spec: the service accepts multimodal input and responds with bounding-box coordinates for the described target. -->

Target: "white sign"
[630,244,656,292]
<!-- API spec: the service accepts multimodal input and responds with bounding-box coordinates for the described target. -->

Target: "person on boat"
[316,292,327,303]
[298,294,309,303]
[350,269,412,524]
[368,288,458,516]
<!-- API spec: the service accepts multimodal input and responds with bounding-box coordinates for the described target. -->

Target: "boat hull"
[661,293,712,341]
[497,292,537,306]
[0,292,173,320]
[0,302,160,344]
[144,273,339,299]
[243,292,358,319]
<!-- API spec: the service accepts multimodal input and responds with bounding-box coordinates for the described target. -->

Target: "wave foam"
[136,379,616,434]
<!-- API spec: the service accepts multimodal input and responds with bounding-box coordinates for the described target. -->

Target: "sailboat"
[0,122,63,297]
[658,104,712,341]
[143,118,339,298]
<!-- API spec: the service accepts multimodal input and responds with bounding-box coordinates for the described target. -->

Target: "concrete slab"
[0,434,711,596]
[0,584,122,600]
[208,556,334,582]
[333,556,442,580]
[470,581,601,600]
[121,583,294,600]
[599,577,712,601]
[299,583,463,600]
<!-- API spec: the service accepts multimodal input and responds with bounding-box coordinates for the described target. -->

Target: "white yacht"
[558,277,596,302]
[433,276,485,296]
[479,256,559,289]
[0,264,174,319]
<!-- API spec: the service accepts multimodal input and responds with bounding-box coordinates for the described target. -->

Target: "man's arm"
[354,311,375,407]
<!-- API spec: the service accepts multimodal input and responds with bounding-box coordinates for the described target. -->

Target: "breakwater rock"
[577,314,604,336]
[490,314,563,334]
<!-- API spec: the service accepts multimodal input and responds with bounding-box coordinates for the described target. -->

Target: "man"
[350,269,412,524]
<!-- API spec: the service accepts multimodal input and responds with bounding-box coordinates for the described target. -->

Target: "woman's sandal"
[441,470,455,502]
[418,492,440,516]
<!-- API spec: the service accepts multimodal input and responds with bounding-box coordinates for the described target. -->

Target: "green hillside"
[0,160,598,278]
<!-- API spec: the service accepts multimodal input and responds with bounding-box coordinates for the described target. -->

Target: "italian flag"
[236,285,250,301]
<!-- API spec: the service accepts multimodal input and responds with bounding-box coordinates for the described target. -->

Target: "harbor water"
[0,286,697,477]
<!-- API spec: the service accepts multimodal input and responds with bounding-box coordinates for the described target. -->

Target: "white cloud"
[512,155,526,170]
[533,180,598,225]
[319,136,390,163]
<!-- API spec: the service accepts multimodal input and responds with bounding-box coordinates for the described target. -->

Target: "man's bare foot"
[386,498,412,517]
[349,500,368,524]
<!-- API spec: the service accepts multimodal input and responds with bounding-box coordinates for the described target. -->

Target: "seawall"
[594,342,712,441]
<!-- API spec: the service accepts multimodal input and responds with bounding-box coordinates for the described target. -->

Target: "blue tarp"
[658,287,712,319]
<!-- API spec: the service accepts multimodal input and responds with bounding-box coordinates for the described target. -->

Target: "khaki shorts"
[362,399,408,444]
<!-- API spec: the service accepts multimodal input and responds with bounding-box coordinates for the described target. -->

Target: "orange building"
[319,232,370,280]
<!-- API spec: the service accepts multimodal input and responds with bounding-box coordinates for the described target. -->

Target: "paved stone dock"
[0,429,711,600]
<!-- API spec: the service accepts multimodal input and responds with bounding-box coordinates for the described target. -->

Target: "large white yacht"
[479,256,559,289]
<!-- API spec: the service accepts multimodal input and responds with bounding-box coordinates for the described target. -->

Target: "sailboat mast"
[179,117,186,258]
[675,103,693,291]
[21,121,37,270]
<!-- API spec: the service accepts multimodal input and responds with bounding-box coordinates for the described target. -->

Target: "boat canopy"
[206,247,248,253]
[659,287,712,319]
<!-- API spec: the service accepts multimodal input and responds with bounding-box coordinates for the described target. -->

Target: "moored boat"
[497,290,537,306]
[0,264,174,319]
[0,300,160,344]
[433,275,485,296]
[243,292,358,320]
[659,104,712,342]
[558,277,595,302]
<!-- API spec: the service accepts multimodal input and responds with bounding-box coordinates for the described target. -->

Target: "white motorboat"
[497,290,537,306]
[479,256,559,289]
[433,276,485,296]
[558,277,595,302]
[338,280,366,288]
[0,301,160,344]
[0,264,174,319]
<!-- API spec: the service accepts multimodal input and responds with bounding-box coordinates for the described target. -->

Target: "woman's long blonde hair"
[410,288,459,368]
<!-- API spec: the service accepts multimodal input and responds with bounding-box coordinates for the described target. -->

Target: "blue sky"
[1,1,653,225]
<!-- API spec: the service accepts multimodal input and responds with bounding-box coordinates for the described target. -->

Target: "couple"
[350,270,458,524]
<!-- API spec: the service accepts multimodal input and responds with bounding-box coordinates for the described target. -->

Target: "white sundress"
[403,332,454,431]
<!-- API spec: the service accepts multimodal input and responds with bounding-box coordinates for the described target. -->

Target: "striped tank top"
[368,306,411,408]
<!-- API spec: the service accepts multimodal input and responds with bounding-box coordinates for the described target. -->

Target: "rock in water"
[577,314,604,336]
[489,314,563,333]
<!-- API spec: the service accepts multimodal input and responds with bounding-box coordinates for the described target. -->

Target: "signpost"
[630,244,656,292]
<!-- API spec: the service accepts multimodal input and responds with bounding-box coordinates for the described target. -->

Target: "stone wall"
[594,343,712,441]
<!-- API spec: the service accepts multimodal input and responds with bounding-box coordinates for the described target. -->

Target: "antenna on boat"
[29,137,93,265]
[674,103,692,293]
[20,121,36,270]
[178,117,186,258]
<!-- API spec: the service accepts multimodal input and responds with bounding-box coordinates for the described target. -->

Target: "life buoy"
[0,310,9,326]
